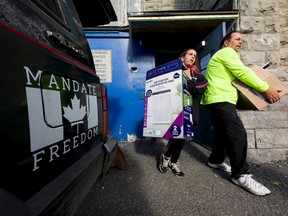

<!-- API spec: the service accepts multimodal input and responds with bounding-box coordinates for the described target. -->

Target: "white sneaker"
[231,174,271,196]
[169,162,185,178]
[207,161,232,173]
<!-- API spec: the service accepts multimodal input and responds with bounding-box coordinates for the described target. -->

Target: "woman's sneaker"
[231,174,271,196]
[169,162,184,178]
[159,154,169,173]
[207,161,232,173]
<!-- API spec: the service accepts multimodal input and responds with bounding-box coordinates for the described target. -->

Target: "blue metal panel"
[86,31,154,141]
[194,23,225,148]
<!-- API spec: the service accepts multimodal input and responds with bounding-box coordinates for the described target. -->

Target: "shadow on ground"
[75,140,288,216]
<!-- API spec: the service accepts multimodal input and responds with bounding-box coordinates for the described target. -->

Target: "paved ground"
[75,140,288,216]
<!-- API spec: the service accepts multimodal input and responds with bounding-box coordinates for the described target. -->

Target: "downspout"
[233,0,240,30]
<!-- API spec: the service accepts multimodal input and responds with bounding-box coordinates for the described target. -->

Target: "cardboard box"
[143,59,194,139]
[232,65,288,110]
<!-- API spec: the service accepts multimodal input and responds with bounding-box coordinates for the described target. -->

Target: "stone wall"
[143,0,190,11]
[239,0,288,163]
[142,0,232,11]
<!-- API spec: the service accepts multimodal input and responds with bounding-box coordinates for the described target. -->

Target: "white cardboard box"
[232,65,288,110]
[143,59,194,139]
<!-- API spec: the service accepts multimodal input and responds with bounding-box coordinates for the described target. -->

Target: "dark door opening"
[155,51,180,67]
[153,23,227,149]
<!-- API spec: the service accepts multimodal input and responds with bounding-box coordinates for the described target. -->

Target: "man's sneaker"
[159,154,169,173]
[169,162,184,178]
[231,174,271,196]
[207,161,232,173]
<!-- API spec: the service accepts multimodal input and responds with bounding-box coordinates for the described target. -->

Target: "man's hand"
[263,87,282,103]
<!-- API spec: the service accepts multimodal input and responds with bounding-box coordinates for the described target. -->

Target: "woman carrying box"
[158,48,208,178]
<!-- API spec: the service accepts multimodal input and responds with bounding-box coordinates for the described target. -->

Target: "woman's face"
[181,49,197,68]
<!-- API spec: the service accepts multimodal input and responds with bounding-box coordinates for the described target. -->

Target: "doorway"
[155,51,180,67]
[193,23,227,149]
[152,23,227,149]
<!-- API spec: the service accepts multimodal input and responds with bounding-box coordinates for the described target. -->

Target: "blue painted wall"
[85,31,154,141]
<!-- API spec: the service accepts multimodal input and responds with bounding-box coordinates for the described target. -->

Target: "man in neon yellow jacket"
[201,31,281,196]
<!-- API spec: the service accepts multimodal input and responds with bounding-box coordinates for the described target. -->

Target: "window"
[32,0,67,27]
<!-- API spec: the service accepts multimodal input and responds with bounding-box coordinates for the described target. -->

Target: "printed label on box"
[143,59,194,139]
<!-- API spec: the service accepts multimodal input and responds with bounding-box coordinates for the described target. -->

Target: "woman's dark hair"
[179,48,193,58]
[219,30,241,48]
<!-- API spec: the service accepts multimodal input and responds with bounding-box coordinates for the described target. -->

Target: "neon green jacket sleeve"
[200,47,269,105]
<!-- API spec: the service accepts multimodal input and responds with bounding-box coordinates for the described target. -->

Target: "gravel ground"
[75,140,288,216]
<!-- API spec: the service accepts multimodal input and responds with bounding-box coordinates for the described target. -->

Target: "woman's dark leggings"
[164,139,185,164]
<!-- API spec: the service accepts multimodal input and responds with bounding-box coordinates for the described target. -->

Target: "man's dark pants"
[206,102,250,179]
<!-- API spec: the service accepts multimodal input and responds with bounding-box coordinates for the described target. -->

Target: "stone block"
[280,33,288,47]
[280,48,288,66]
[266,96,288,110]
[251,34,280,51]
[238,111,288,129]
[265,17,280,33]
[247,149,288,164]
[266,51,281,66]
[269,67,288,81]
[239,0,250,16]
[174,0,190,4]
[255,128,288,148]
[144,0,156,2]
[246,129,256,149]
[162,6,173,10]
[247,0,279,16]
[240,51,265,66]
[279,0,288,15]
[279,17,288,33]
[144,3,158,11]
[242,34,252,50]
[240,16,265,34]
